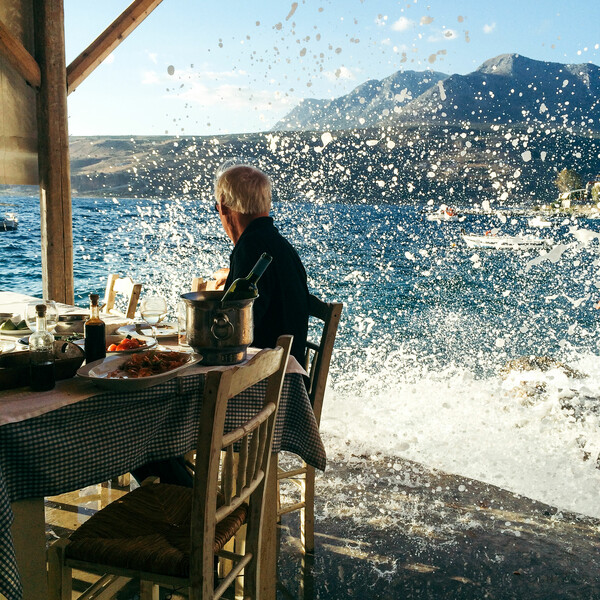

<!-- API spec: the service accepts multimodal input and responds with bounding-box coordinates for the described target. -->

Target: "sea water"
[2,194,600,519]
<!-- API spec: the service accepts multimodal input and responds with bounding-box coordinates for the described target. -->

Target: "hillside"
[68,123,600,206]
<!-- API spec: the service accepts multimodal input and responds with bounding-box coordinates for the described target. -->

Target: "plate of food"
[0,314,32,336]
[117,322,178,339]
[76,349,200,391]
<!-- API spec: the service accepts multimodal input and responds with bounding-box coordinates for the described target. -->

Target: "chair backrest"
[304,294,343,425]
[103,273,142,320]
[189,335,293,598]
[191,277,219,292]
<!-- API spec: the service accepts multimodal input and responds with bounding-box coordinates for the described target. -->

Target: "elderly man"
[214,164,309,365]
[133,165,309,487]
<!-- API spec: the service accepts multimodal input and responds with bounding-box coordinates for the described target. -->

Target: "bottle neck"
[35,314,47,332]
[90,303,100,319]
[246,254,272,284]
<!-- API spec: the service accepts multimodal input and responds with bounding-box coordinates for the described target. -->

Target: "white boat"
[528,216,552,228]
[426,206,459,222]
[0,213,18,231]
[461,232,552,250]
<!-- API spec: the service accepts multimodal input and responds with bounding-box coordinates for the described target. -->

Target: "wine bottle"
[84,293,106,363]
[221,253,272,303]
[29,304,55,391]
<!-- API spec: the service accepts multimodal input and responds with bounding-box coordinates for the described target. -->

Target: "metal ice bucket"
[180,290,255,365]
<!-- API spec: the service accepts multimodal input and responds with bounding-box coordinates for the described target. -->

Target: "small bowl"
[58,313,89,322]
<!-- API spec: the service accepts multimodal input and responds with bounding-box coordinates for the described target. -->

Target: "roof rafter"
[0,18,41,88]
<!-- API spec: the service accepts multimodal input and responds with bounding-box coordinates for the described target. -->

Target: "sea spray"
[3,195,600,520]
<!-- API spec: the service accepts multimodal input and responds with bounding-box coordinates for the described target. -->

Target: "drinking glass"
[24,300,58,333]
[140,296,168,343]
[177,299,191,350]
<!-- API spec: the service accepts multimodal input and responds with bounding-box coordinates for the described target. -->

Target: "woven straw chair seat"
[65,483,247,578]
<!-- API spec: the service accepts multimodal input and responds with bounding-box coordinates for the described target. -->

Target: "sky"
[64,0,600,137]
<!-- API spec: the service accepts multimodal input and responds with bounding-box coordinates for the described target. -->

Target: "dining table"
[0,291,327,600]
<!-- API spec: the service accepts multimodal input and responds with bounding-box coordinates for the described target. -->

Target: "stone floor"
[46,455,600,599]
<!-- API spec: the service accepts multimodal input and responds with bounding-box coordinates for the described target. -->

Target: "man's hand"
[212,268,229,290]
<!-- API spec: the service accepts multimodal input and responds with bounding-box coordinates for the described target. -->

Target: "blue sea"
[2,194,600,518]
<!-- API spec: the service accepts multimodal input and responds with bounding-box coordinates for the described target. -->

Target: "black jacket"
[225,217,309,365]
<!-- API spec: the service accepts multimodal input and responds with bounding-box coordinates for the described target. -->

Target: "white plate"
[76,350,200,391]
[117,322,178,339]
[0,327,32,336]
[0,341,16,354]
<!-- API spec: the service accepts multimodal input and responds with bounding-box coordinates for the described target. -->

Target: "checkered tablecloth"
[0,370,325,600]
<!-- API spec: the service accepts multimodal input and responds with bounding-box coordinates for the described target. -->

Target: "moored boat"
[426,205,459,222]
[528,216,552,228]
[0,213,18,231]
[461,232,552,250]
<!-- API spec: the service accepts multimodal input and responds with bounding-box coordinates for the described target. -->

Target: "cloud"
[391,16,414,32]
[147,52,158,64]
[322,66,356,81]
[103,53,115,65]
[483,22,496,34]
[172,81,297,114]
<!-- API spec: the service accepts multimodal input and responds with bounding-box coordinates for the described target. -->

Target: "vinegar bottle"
[29,304,55,391]
[84,293,106,363]
[220,253,272,303]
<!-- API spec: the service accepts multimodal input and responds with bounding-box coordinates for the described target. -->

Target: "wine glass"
[24,300,58,333]
[140,296,168,343]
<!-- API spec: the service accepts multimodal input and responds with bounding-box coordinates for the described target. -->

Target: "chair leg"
[47,539,72,600]
[140,580,160,599]
[301,465,315,554]
[234,523,247,599]
[110,472,131,487]
[300,551,315,600]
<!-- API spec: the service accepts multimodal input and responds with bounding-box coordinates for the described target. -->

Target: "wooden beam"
[66,0,164,95]
[34,0,73,304]
[0,18,41,88]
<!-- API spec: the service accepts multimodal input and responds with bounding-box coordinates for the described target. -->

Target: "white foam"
[321,351,600,519]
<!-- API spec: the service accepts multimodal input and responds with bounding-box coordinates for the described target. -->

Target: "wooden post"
[33,0,73,304]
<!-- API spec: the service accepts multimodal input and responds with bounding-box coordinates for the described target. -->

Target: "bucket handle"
[211,313,234,341]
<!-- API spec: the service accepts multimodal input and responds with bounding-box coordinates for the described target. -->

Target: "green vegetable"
[0,319,17,330]
[16,320,28,330]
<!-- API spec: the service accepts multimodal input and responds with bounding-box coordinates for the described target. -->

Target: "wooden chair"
[102,273,142,320]
[47,335,293,600]
[191,277,223,292]
[277,294,343,554]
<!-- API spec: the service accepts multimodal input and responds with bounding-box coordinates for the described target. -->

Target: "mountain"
[392,54,600,131]
[273,70,448,131]
[275,54,600,134]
